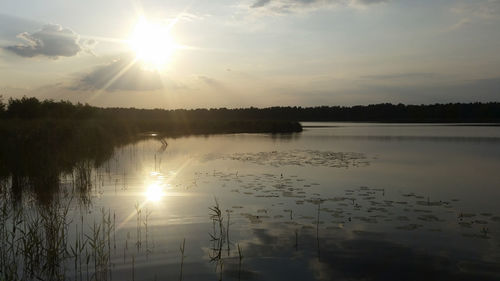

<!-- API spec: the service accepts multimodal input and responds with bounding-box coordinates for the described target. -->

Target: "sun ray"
[87,57,138,103]
[79,35,127,44]
[83,1,200,105]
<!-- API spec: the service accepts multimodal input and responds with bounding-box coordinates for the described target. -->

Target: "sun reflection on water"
[144,171,169,202]
[145,183,164,202]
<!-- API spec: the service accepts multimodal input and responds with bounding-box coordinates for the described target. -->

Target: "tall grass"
[0,194,72,280]
[208,198,237,280]
[0,186,117,281]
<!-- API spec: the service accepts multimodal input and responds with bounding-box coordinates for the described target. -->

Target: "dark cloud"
[252,0,272,8]
[74,57,163,91]
[4,24,84,58]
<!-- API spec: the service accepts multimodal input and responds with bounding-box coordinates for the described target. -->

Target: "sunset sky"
[1,0,499,108]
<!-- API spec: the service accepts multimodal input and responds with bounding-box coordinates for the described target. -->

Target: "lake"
[2,123,500,280]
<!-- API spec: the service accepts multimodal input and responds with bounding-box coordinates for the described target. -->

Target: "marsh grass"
[237,243,243,281]
[208,198,230,280]
[135,202,142,251]
[179,238,186,281]
[0,187,119,281]
[144,208,152,253]
[209,198,225,262]
[0,194,72,280]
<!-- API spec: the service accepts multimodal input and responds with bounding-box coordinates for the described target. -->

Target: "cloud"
[448,18,472,31]
[360,72,437,80]
[197,75,224,88]
[236,227,497,281]
[451,0,500,29]
[175,12,206,22]
[249,0,389,13]
[73,57,163,91]
[4,24,89,58]
[277,75,500,106]
[361,76,500,103]
[453,0,500,20]
[252,0,272,8]
[353,0,388,4]
[0,14,40,39]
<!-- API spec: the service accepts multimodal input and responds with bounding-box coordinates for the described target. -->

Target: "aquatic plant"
[179,238,186,281]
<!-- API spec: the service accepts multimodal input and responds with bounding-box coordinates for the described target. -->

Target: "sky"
[0,0,500,108]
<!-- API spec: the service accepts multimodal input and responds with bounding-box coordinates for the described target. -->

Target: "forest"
[1,96,499,123]
[0,96,303,136]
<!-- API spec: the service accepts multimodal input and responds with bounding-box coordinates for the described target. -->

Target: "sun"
[128,18,177,70]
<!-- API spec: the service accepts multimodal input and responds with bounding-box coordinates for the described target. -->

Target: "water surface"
[2,123,500,280]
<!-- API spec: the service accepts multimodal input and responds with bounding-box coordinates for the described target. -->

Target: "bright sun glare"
[128,18,176,70]
[145,182,165,202]
[144,171,169,202]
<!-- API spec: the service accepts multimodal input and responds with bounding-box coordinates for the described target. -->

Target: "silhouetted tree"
[2,96,500,123]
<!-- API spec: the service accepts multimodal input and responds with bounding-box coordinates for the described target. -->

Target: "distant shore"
[2,97,500,129]
[301,122,500,128]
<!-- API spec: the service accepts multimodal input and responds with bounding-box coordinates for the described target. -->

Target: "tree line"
[1,96,499,122]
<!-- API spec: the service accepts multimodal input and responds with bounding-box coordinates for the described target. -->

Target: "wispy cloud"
[248,0,390,14]
[451,0,500,29]
[197,75,223,88]
[278,77,500,106]
[251,0,272,8]
[360,72,437,80]
[4,24,94,59]
[452,0,500,19]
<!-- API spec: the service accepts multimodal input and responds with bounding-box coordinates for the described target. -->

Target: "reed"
[209,198,225,262]
[207,198,237,281]
[179,238,186,281]
[144,208,152,252]
[0,194,74,280]
[135,202,142,250]
[237,243,243,281]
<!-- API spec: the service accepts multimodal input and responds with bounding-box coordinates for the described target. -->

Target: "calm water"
[3,123,500,280]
